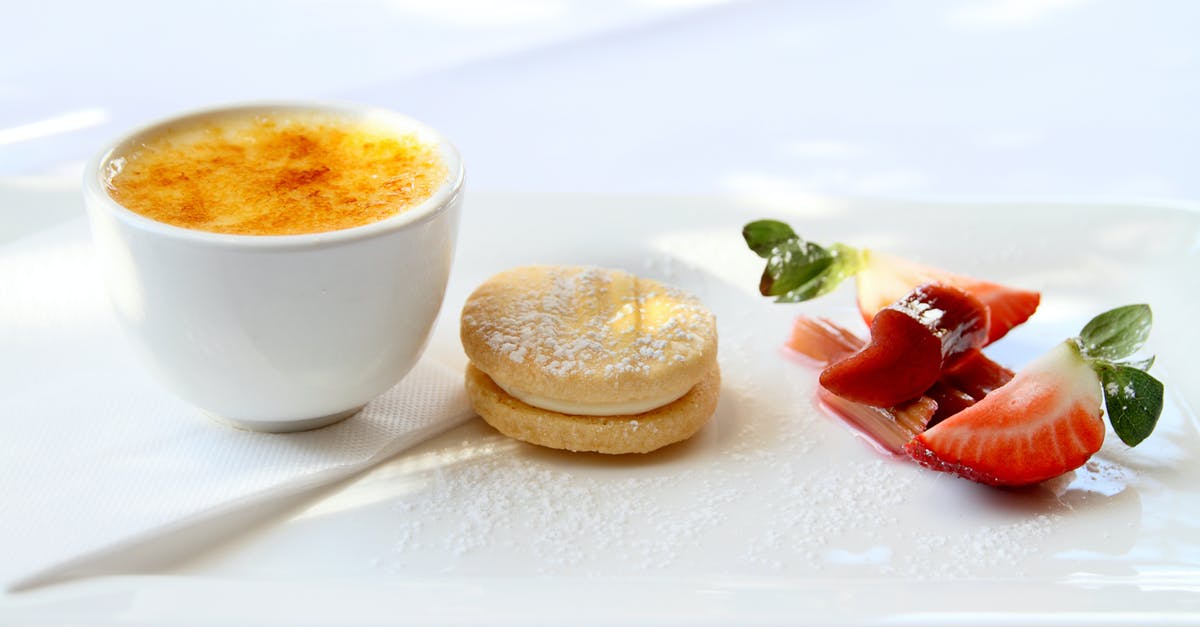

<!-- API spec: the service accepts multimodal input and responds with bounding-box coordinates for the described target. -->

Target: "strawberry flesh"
[904,341,1104,486]
[856,251,1040,345]
[820,284,989,407]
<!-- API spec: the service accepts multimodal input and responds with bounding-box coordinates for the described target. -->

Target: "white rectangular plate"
[5,190,1200,625]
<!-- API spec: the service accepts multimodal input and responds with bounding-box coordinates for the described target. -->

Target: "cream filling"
[493,379,689,416]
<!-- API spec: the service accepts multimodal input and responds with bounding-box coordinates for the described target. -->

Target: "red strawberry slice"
[856,250,1040,345]
[820,284,989,407]
[904,341,1104,486]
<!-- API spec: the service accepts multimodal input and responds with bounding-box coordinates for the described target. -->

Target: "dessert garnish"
[745,219,1164,486]
[743,219,1040,344]
[907,304,1163,485]
[819,283,989,408]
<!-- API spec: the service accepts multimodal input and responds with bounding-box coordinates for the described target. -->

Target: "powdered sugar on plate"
[362,279,1109,582]
[367,407,1073,580]
[168,195,1199,600]
[461,266,715,381]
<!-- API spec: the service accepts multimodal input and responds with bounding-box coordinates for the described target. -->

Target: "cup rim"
[84,100,465,250]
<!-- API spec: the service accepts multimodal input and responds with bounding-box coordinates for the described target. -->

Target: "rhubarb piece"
[819,284,989,407]
[790,315,937,452]
[743,220,1040,344]
[818,387,936,455]
[924,382,977,428]
[941,348,1014,400]
[788,314,1011,429]
[786,316,864,363]
[906,305,1164,486]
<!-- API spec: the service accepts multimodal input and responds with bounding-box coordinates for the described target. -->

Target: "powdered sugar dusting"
[367,343,1081,581]
[368,264,1115,584]
[462,266,714,379]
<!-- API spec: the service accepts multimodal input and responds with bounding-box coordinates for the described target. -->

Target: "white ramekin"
[84,101,464,432]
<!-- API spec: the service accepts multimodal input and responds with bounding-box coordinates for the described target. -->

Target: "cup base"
[206,405,364,433]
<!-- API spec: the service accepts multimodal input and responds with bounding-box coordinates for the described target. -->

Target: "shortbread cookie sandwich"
[460,265,719,454]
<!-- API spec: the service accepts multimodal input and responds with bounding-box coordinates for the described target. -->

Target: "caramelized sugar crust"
[106,111,447,235]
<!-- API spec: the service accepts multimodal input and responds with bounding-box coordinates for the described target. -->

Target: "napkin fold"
[0,219,474,591]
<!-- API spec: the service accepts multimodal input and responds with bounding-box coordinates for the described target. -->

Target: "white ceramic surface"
[3,190,1198,624]
[83,103,465,431]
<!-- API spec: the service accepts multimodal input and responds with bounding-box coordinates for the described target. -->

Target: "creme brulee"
[104,111,448,236]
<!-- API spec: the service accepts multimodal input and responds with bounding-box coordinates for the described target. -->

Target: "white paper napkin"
[0,219,475,591]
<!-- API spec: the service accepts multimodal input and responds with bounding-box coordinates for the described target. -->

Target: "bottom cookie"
[465,363,721,454]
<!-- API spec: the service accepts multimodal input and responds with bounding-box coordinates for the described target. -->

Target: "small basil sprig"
[742,220,864,303]
[1073,304,1164,447]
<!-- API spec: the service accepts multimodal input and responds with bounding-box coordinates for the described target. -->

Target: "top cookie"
[460,266,717,411]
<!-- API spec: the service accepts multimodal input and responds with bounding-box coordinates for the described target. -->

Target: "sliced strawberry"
[856,250,1040,345]
[904,341,1104,487]
[820,284,989,407]
[748,224,1164,479]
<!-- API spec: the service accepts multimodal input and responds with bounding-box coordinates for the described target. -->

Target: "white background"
[2,0,1198,201]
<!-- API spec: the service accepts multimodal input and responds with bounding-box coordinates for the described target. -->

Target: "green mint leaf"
[760,239,835,298]
[743,220,799,258]
[1079,304,1152,362]
[775,243,863,302]
[1118,355,1156,371]
[1096,362,1164,447]
[743,219,863,303]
